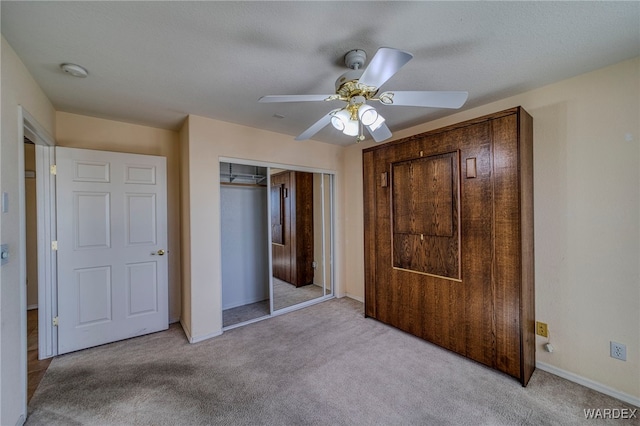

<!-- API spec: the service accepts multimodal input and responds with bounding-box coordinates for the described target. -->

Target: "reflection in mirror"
[220,161,334,329]
[271,169,333,311]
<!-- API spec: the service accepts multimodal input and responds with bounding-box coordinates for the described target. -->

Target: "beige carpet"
[27,298,637,425]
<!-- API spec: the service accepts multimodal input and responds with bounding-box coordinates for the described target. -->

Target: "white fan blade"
[379,91,468,109]
[358,47,413,89]
[259,95,334,103]
[367,122,392,143]
[295,111,334,141]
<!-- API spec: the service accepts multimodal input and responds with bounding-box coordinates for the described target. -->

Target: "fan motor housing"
[335,70,379,100]
[335,69,364,92]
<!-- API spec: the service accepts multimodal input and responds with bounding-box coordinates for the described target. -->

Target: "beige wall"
[24,143,39,308]
[180,115,344,341]
[55,112,182,322]
[343,58,640,399]
[1,35,56,425]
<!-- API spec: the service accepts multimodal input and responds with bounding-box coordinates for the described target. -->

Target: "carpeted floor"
[27,298,637,425]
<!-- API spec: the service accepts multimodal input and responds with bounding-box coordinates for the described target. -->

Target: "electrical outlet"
[536,321,548,338]
[610,341,626,361]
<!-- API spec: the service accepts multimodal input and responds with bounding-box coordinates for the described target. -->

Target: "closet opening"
[220,160,334,330]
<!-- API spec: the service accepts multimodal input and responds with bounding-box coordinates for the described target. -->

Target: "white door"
[56,147,168,354]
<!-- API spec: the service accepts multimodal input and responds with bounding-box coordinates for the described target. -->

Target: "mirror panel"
[271,169,333,311]
[220,161,334,328]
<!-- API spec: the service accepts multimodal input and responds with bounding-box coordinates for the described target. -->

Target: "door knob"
[157,249,166,256]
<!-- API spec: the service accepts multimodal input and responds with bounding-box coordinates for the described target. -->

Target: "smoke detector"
[60,63,88,78]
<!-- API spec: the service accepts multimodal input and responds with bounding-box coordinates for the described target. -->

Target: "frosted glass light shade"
[342,119,359,136]
[358,105,378,126]
[331,109,351,131]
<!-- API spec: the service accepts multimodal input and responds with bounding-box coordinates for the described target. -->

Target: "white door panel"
[56,147,168,354]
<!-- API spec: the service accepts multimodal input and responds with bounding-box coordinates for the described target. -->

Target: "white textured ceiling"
[2,1,639,145]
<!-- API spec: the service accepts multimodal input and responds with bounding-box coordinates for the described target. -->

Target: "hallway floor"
[28,309,52,403]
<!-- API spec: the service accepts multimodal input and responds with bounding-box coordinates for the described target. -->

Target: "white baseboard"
[345,293,364,303]
[189,329,223,343]
[180,318,223,344]
[536,361,640,408]
[179,319,190,339]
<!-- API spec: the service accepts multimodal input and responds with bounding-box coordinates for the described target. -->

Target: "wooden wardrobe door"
[271,172,291,283]
[363,107,534,385]
[271,171,314,287]
[391,152,460,280]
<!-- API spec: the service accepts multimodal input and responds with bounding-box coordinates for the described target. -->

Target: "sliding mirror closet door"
[220,162,270,327]
[220,160,334,329]
[271,170,333,312]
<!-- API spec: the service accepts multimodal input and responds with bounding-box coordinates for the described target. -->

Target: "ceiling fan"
[259,47,468,143]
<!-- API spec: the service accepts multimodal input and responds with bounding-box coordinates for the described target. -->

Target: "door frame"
[16,105,55,419]
[20,107,57,360]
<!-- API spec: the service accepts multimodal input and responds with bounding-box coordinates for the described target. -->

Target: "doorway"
[24,139,52,402]
[220,159,334,329]
[19,107,56,412]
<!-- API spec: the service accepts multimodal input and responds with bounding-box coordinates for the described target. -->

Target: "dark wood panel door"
[271,184,284,245]
[271,172,291,283]
[271,171,314,287]
[363,107,534,385]
[391,151,460,280]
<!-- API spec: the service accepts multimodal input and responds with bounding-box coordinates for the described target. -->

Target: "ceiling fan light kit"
[259,47,468,144]
[329,109,350,131]
[358,104,384,129]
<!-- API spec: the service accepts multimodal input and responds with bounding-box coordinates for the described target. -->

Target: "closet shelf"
[220,161,267,185]
[220,172,266,185]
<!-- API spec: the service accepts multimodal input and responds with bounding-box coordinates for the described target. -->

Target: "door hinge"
[51,240,58,250]
[52,316,59,326]
[50,165,57,175]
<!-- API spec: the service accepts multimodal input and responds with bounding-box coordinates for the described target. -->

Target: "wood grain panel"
[292,171,314,287]
[363,107,534,385]
[392,156,453,236]
[492,115,521,379]
[271,172,291,283]
[271,171,313,287]
[391,152,460,279]
[363,151,377,318]
[270,185,284,245]
[460,135,495,367]
[519,110,535,385]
